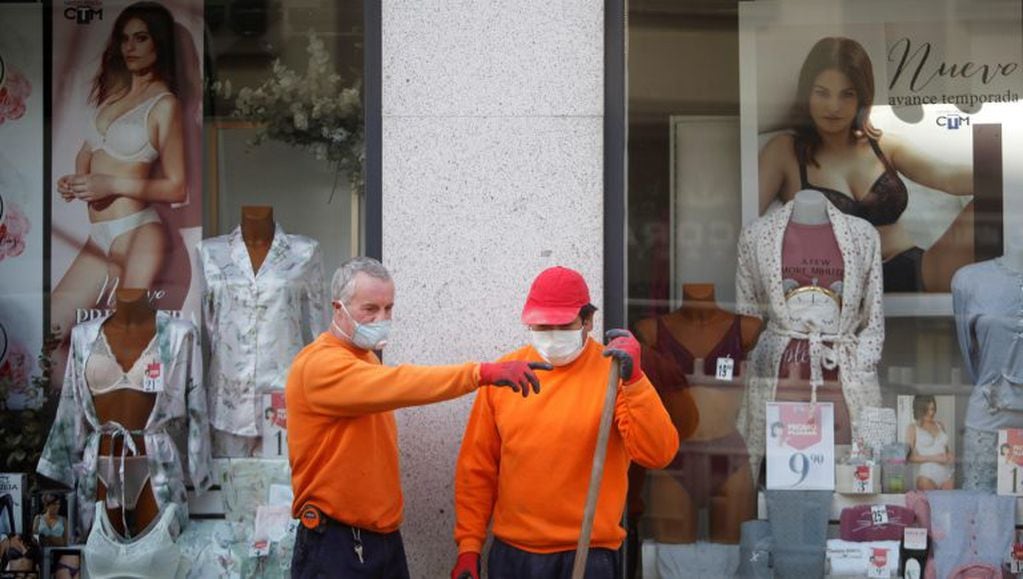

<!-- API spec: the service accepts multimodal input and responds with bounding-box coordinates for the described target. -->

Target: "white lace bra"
[85,330,159,395]
[87,92,171,163]
[85,501,186,579]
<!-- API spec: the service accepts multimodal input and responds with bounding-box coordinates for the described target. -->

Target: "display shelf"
[757,490,1023,525]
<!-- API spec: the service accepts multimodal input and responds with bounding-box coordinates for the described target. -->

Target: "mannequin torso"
[240,205,275,274]
[635,284,761,441]
[790,189,830,225]
[634,284,759,544]
[93,288,159,535]
[1001,248,1023,273]
[95,289,157,448]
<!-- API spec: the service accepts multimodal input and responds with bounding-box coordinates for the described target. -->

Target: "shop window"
[0,1,367,575]
[626,0,1023,577]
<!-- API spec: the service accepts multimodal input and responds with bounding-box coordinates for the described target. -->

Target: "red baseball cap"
[521,266,592,325]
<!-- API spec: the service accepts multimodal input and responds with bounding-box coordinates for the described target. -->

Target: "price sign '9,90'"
[766,402,835,490]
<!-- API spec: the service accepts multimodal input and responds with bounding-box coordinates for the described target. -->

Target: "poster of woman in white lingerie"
[50,0,203,385]
[739,0,1023,315]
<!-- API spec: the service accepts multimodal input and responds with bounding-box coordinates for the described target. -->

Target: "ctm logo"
[936,113,971,130]
[64,2,103,24]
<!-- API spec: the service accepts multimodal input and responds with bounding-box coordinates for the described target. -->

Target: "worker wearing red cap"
[288,257,552,579]
[450,266,680,579]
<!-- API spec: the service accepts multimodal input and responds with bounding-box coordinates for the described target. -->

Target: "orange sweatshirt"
[454,338,679,554]
[287,332,479,533]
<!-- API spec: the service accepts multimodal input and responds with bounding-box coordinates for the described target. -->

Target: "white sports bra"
[87,92,171,163]
[85,330,158,395]
[85,501,186,579]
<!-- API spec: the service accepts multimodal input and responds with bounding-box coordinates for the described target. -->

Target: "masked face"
[530,328,586,366]
[333,300,391,350]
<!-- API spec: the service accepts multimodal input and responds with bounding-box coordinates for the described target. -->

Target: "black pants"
[488,538,621,579]
[291,522,410,579]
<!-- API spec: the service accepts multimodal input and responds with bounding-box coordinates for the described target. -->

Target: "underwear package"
[736,519,772,579]
[839,504,916,542]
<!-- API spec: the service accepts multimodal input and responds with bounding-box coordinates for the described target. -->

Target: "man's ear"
[583,317,594,334]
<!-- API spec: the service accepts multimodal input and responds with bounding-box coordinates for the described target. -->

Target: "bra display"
[653,315,745,379]
[84,330,159,395]
[84,501,186,579]
[86,92,171,164]
[798,137,909,227]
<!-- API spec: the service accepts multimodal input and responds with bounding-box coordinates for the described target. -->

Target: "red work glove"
[603,329,644,384]
[479,360,553,398]
[450,552,480,579]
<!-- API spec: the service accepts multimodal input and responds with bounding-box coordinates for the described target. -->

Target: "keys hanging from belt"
[352,527,364,564]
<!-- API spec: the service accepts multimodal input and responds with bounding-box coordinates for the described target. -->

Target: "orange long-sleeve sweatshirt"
[454,338,680,554]
[287,332,480,532]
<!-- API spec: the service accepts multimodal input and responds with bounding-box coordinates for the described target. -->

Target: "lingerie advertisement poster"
[0,4,45,410]
[739,0,1023,315]
[51,0,204,385]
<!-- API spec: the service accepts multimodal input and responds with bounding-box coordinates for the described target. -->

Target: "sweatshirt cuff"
[459,538,484,554]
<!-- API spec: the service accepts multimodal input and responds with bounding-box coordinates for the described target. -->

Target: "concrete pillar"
[381,1,605,576]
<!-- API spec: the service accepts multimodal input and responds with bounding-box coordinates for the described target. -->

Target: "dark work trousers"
[291,522,410,579]
[488,538,621,579]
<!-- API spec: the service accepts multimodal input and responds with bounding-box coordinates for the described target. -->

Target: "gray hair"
[331,256,392,304]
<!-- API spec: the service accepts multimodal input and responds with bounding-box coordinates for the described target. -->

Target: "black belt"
[299,505,367,563]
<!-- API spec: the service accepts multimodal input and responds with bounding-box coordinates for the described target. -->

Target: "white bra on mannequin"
[85,501,187,579]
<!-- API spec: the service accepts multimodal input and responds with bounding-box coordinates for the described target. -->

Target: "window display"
[628,0,1022,576]
[197,205,325,456]
[736,192,884,478]
[36,289,211,539]
[632,283,757,549]
[954,256,1023,492]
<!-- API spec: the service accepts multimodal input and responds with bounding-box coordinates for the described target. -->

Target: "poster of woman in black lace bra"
[740,0,1022,314]
[50,0,203,386]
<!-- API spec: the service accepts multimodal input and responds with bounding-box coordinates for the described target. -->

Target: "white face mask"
[333,300,391,350]
[530,329,585,366]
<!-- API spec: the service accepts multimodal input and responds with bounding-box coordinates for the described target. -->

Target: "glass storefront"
[0,1,363,576]
[2,0,1023,576]
[626,0,1023,577]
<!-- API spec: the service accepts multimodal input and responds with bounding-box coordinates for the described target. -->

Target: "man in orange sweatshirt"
[287,257,551,579]
[451,266,680,579]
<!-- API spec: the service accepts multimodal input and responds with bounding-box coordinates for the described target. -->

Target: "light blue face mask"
[333,300,391,350]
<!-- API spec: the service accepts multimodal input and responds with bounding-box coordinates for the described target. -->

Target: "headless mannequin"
[240,205,275,274]
[210,206,276,459]
[632,284,761,544]
[1001,234,1023,272]
[775,190,855,444]
[95,288,159,536]
[790,189,829,226]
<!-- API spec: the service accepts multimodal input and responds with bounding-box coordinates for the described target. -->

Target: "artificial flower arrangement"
[212,31,364,198]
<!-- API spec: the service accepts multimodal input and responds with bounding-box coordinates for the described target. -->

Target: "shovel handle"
[570,358,622,579]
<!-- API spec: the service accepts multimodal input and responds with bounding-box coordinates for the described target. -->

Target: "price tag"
[249,539,270,558]
[1009,536,1023,573]
[261,392,288,458]
[871,505,889,525]
[997,429,1023,495]
[143,362,164,393]
[765,402,835,490]
[853,464,875,494]
[867,546,889,578]
[903,527,928,550]
[715,356,734,381]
